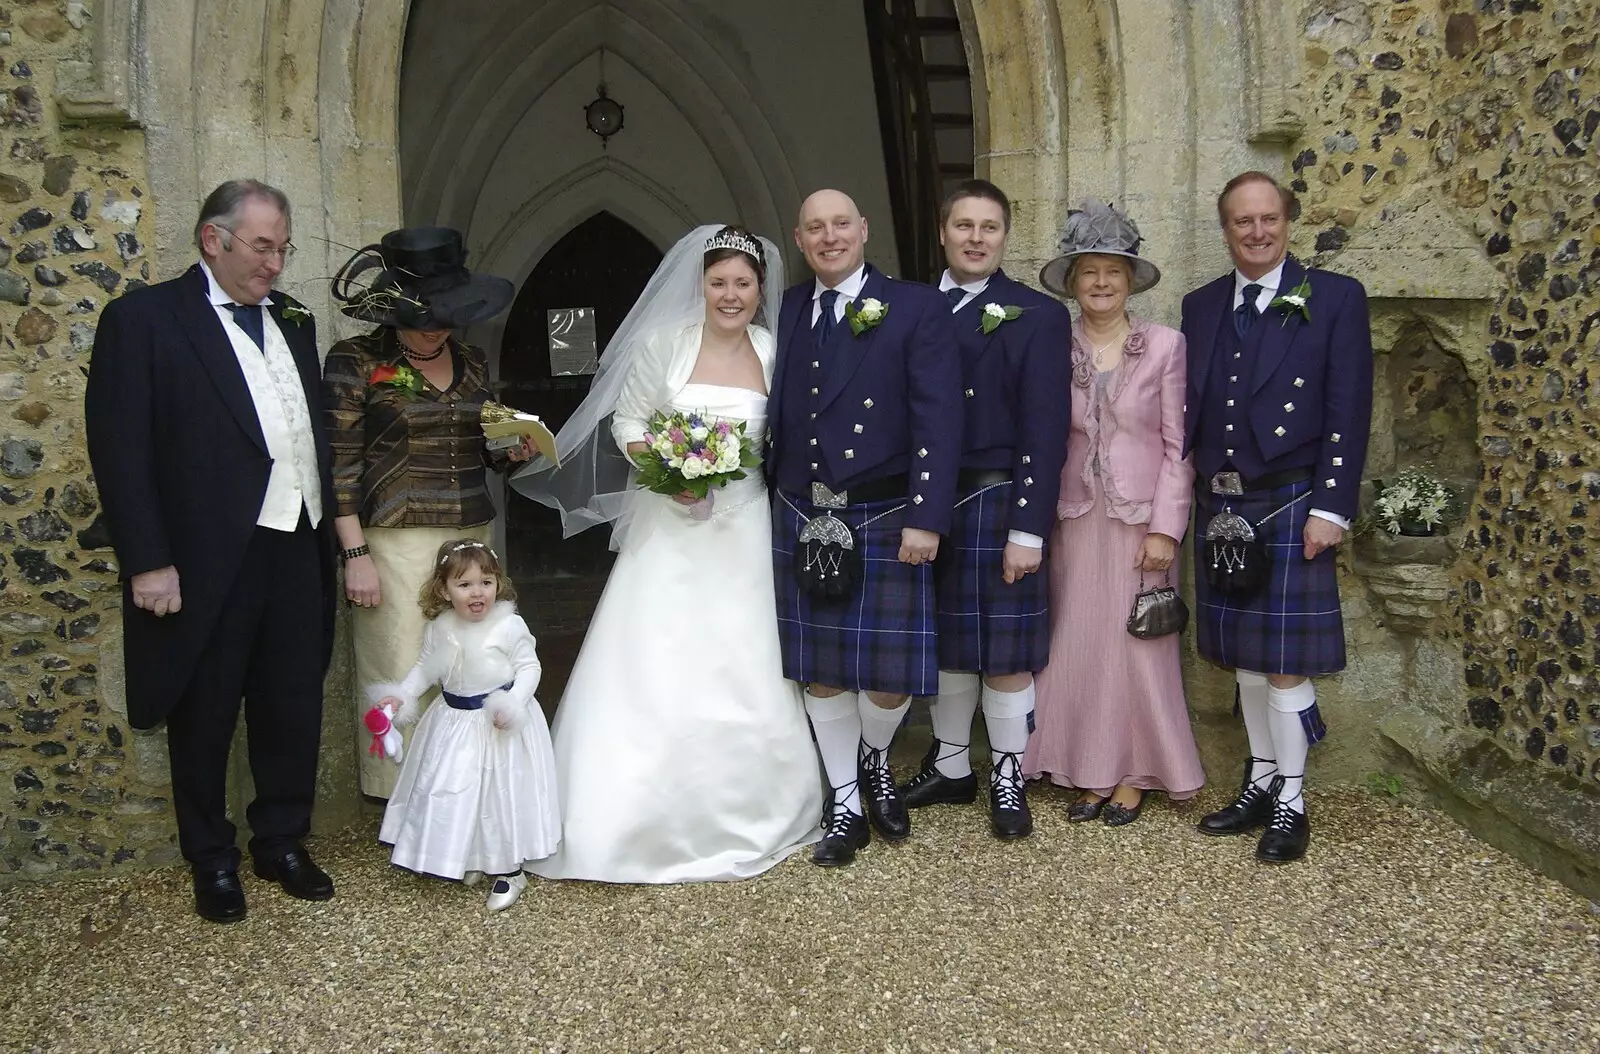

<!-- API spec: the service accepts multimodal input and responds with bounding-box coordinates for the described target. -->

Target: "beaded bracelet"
[339,544,371,562]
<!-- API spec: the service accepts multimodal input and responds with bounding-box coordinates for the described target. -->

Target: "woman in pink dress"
[1025,200,1204,825]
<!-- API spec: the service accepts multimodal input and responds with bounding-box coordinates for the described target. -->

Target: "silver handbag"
[1127,571,1189,639]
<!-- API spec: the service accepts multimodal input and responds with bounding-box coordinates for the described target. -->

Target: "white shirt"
[937,269,991,313]
[1231,259,1285,313]
[810,265,868,327]
[936,272,1043,550]
[200,261,323,531]
[1230,258,1348,532]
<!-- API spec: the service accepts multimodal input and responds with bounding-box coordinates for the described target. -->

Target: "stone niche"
[1354,315,1480,634]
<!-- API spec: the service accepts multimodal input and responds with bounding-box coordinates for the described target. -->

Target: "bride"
[513,224,822,882]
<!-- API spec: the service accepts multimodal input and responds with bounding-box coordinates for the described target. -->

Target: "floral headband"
[439,540,499,565]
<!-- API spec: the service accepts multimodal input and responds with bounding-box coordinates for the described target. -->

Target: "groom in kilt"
[896,180,1073,840]
[1182,171,1373,863]
[770,189,963,866]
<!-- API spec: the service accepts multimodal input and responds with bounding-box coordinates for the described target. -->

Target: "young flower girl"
[371,539,560,910]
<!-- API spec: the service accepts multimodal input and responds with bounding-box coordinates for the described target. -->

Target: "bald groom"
[768,190,963,867]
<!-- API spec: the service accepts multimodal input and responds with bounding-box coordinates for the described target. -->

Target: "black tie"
[228,302,265,351]
[946,287,967,311]
[815,289,840,345]
[1233,283,1262,340]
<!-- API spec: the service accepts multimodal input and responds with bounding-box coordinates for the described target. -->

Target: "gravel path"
[4,785,1598,1053]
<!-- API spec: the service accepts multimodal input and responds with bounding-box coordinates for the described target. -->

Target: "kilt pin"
[1181,253,1373,864]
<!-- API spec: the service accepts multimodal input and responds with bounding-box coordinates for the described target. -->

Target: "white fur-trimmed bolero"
[368,601,543,731]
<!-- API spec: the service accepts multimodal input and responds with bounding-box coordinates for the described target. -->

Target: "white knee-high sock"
[930,670,981,778]
[806,690,863,815]
[859,695,910,755]
[1236,669,1277,789]
[981,682,1033,770]
[1267,680,1315,815]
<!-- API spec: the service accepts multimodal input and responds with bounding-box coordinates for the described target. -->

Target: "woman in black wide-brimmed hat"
[322,226,530,798]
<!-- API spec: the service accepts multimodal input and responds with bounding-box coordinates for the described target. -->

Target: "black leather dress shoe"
[812,806,871,867]
[252,847,335,901]
[899,739,978,808]
[1256,802,1311,863]
[193,869,247,923]
[858,746,911,841]
[1197,762,1278,836]
[987,751,1032,840]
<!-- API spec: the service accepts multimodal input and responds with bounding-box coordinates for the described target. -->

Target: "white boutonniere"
[280,301,313,327]
[1269,277,1312,326]
[979,302,1024,335]
[845,297,889,336]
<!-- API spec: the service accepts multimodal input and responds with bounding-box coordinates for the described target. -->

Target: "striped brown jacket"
[322,329,508,529]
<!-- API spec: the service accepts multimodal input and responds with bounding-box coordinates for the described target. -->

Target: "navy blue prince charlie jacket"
[948,269,1073,539]
[770,265,964,535]
[1180,257,1373,522]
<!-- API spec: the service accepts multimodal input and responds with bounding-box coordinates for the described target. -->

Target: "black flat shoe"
[253,847,335,901]
[988,752,1032,840]
[899,738,978,808]
[1068,796,1107,822]
[858,744,910,842]
[1197,759,1278,836]
[1102,791,1144,827]
[193,869,247,924]
[812,804,871,867]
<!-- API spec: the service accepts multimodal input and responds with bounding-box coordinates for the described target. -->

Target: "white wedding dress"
[530,326,823,884]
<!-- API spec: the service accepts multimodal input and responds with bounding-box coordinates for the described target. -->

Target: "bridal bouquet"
[631,409,761,519]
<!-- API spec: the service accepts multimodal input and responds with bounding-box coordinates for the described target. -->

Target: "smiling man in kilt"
[1182,171,1373,863]
[770,189,964,867]
[896,181,1072,839]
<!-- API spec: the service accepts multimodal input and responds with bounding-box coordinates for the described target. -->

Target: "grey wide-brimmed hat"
[1039,199,1161,296]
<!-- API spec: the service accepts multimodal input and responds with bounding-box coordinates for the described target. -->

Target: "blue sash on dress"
[442,682,515,710]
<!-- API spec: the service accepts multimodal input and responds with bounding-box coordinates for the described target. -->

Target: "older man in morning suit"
[896,180,1073,840]
[1182,171,1373,864]
[770,189,964,867]
[85,180,337,921]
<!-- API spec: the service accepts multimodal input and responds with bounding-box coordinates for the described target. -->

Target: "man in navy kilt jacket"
[770,189,964,867]
[896,181,1072,840]
[1182,171,1373,864]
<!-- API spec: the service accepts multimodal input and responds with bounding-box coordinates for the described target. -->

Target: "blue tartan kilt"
[772,489,939,696]
[1194,479,1346,676]
[933,482,1051,675]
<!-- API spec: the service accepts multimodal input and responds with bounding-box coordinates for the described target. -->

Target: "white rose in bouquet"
[689,425,710,441]
[681,457,706,479]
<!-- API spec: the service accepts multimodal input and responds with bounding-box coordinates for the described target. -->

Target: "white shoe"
[461,870,484,888]
[485,872,527,912]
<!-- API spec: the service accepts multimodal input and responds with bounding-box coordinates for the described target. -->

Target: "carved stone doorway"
[500,211,663,711]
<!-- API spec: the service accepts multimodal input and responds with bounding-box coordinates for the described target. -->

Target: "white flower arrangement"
[1373,468,1453,535]
[979,302,1024,335]
[845,297,889,336]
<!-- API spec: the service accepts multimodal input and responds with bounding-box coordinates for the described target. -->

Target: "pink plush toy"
[363,703,403,762]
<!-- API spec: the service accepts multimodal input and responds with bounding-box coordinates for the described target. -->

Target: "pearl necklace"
[402,340,447,362]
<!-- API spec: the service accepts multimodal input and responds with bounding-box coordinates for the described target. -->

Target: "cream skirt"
[352,522,493,797]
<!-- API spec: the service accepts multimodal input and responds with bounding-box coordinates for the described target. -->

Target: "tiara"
[440,540,498,565]
[705,229,762,262]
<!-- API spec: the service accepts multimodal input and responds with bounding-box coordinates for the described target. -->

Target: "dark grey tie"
[815,289,840,344]
[946,287,967,311]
